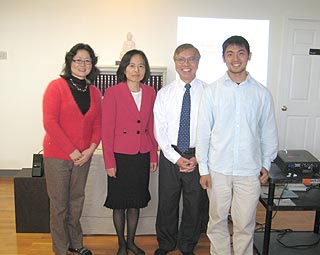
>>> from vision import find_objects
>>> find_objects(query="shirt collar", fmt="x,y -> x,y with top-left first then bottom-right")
178,78 -> 197,89
223,72 -> 253,87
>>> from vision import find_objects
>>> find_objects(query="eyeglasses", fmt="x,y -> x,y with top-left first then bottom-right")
175,57 -> 199,64
72,58 -> 92,65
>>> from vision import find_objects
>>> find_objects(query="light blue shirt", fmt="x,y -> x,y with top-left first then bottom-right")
154,78 -> 206,164
196,73 -> 278,176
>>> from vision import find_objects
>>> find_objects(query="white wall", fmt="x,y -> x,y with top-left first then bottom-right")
1,0 -> 319,169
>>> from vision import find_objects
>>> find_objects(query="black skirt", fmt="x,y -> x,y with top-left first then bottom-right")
104,152 -> 151,209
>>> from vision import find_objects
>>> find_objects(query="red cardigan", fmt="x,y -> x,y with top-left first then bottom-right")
101,82 -> 158,169
43,78 -> 102,160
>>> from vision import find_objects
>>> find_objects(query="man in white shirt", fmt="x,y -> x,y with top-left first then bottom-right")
153,44 -> 207,255
196,36 -> 278,255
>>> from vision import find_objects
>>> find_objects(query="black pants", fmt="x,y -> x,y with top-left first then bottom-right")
155,150 -> 206,253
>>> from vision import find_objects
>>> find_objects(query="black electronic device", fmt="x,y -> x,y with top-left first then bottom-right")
274,150 -> 320,178
32,153 -> 44,177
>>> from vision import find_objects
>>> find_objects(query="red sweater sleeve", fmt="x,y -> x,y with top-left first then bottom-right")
90,87 -> 102,146
43,80 -> 77,155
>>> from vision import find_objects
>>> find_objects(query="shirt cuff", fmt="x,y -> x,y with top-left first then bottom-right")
262,159 -> 272,171
198,162 -> 209,176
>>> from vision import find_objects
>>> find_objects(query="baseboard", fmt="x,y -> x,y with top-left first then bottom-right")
0,169 -> 20,178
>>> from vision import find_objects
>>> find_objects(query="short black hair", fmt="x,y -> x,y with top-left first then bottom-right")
116,49 -> 150,84
222,36 -> 250,56
60,43 -> 100,83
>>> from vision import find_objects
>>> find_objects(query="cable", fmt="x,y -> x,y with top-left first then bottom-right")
255,182 -> 292,235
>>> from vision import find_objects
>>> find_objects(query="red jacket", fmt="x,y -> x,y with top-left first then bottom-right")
43,78 -> 102,160
102,82 -> 158,169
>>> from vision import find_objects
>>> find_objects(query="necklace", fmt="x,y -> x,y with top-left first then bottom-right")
69,78 -> 89,92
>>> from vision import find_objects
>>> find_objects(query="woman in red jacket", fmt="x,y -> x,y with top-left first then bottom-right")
43,43 -> 101,255
102,49 -> 158,255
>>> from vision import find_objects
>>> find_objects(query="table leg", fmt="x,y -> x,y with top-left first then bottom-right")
262,182 -> 275,255
314,210 -> 320,233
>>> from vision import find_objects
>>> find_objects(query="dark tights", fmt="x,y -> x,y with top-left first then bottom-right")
113,208 -> 141,253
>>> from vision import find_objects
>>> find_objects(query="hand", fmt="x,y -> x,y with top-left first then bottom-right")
69,143 -> 97,167
77,147 -> 94,166
259,167 -> 269,184
176,157 -> 196,173
69,149 -> 83,166
106,168 -> 116,177
150,162 -> 158,172
189,156 -> 198,167
200,174 -> 211,189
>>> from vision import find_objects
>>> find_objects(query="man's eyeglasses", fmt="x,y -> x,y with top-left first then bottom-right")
175,57 -> 199,65
72,58 -> 92,65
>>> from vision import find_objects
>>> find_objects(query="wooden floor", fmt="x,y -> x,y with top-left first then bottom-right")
0,178 -> 316,255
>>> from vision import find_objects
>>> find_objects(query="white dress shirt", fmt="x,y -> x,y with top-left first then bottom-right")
154,78 -> 206,164
196,72 -> 278,176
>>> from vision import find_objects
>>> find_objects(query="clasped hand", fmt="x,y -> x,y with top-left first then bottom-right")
177,156 -> 197,172
69,148 -> 92,166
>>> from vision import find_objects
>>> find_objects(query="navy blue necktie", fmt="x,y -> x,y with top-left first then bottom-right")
177,84 -> 191,153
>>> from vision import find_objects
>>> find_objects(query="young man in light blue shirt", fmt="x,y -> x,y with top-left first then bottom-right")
196,36 -> 278,255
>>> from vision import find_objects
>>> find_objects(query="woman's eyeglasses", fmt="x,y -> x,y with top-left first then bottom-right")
72,58 -> 92,65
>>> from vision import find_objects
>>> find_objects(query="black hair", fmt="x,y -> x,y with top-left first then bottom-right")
116,49 -> 150,84
222,36 -> 250,56
60,43 -> 100,83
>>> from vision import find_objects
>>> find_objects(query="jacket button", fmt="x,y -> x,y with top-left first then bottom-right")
137,131 -> 140,134
137,120 -> 141,123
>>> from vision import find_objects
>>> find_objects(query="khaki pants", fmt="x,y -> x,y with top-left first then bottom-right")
207,172 -> 260,255
44,158 -> 91,255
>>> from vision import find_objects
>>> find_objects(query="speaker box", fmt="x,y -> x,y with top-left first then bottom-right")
32,154 -> 44,177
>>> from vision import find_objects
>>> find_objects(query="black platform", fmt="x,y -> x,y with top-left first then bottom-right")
254,231 -> 320,255
255,163 -> 320,254
14,168 -> 50,233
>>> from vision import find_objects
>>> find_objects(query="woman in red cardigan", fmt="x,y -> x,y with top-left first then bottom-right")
43,43 -> 101,255
102,49 -> 158,255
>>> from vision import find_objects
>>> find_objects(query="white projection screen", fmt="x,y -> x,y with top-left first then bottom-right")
177,17 -> 270,85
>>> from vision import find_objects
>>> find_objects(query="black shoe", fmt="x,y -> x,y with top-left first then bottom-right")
127,246 -> 145,255
68,247 -> 92,255
154,248 -> 169,255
